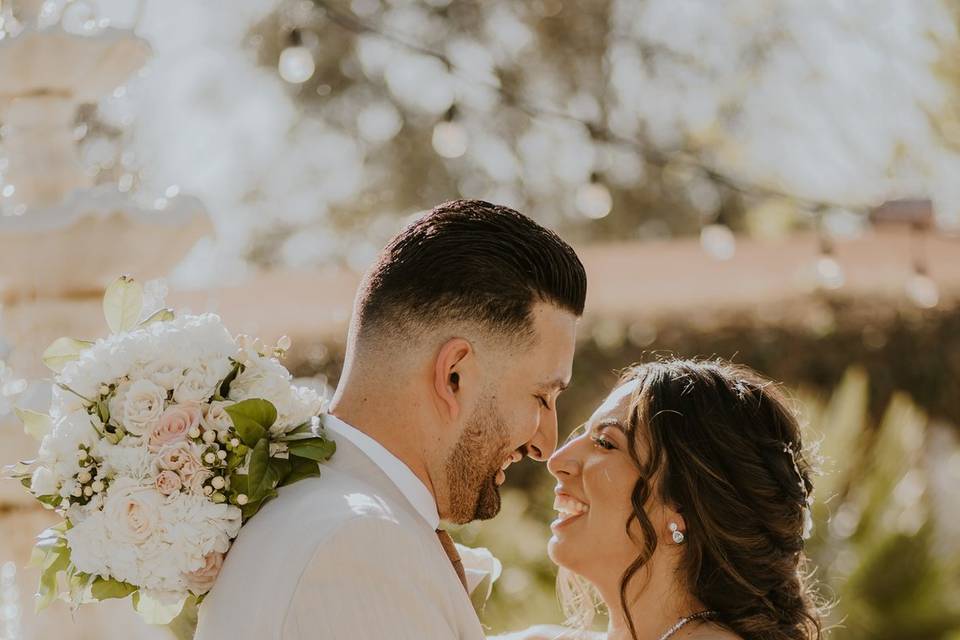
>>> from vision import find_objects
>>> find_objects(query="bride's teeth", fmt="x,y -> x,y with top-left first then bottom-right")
553,495 -> 589,518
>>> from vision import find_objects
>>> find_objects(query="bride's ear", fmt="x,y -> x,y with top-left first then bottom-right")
433,337 -> 473,422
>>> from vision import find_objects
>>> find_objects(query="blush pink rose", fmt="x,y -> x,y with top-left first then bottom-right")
157,442 -> 194,471
185,551 -> 224,594
148,404 -> 202,452
182,465 -> 213,495
155,470 -> 182,495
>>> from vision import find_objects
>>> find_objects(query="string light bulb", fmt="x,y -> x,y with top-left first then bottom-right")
575,173 -> 613,219
278,30 -> 315,84
700,223 -> 736,261
431,106 -> 468,159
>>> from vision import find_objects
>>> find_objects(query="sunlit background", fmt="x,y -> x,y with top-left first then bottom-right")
1,0 -> 959,638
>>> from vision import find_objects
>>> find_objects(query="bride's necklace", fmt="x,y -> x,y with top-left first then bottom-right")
656,610 -> 718,640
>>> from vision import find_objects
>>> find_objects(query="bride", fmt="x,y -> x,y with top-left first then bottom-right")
499,359 -> 825,640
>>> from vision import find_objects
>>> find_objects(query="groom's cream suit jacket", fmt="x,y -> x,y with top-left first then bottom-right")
196,415 -> 487,640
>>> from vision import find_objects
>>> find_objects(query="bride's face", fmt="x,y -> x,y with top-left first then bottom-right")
546,379 -> 652,581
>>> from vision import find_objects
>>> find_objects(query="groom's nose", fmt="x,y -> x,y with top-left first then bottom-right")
525,409 -> 558,461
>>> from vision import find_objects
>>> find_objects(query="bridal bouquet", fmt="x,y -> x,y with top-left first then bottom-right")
6,276 -> 335,624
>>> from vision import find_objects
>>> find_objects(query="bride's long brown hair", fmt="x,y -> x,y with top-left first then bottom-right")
560,359 -> 827,640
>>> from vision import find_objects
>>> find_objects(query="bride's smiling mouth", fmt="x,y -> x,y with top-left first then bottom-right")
552,492 -> 589,529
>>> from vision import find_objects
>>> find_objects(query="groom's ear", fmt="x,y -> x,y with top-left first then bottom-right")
433,337 -> 473,422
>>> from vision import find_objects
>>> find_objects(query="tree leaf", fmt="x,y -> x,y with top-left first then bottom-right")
103,275 -> 144,334
279,454 -> 322,487
41,337 -> 94,373
139,307 -> 175,327
90,577 -> 137,600
287,438 -> 336,462
15,408 -> 52,441
225,399 -> 277,446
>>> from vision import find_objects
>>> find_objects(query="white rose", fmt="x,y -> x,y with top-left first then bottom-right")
103,477 -> 164,544
229,357 -> 292,402
455,543 -> 502,598
122,379 -> 167,436
141,359 -> 184,391
275,384 -> 328,434
173,364 -> 221,405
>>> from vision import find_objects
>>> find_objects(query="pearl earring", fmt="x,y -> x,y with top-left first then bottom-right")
669,522 -> 685,544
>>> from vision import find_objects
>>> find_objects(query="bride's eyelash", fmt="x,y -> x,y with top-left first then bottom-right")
536,395 -> 550,410
591,434 -> 616,451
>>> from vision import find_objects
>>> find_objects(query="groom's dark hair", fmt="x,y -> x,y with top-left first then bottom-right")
354,199 -> 586,345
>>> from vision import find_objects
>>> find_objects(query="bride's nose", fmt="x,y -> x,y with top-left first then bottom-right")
547,437 -> 580,478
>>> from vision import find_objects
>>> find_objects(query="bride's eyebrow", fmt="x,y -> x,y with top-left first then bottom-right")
596,418 -> 626,433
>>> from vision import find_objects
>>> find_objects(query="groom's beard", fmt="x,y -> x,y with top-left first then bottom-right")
444,399 -> 511,524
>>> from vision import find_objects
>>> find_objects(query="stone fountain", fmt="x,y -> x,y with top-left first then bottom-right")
0,2 -> 210,638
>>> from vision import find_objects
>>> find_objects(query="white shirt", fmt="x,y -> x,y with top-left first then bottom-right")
323,413 -> 441,530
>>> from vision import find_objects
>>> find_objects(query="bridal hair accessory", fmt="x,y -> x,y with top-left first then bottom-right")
668,522 -> 685,544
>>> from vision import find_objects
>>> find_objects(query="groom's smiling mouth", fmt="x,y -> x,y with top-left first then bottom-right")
552,492 -> 589,528
494,451 -> 523,486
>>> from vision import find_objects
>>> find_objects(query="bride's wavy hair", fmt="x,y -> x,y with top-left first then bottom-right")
559,358 -> 828,640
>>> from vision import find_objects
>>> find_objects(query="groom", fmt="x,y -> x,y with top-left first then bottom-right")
196,199 -> 586,639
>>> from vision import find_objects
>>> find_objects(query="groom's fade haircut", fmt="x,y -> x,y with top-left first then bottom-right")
354,199 -> 587,348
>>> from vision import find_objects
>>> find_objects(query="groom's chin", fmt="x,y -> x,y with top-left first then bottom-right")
471,478 -> 502,521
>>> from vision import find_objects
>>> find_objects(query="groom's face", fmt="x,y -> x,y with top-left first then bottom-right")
444,302 -> 577,523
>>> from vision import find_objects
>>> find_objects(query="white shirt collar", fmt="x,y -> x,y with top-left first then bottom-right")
323,414 -> 441,530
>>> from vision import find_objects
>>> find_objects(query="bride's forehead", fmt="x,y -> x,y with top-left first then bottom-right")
590,379 -> 641,423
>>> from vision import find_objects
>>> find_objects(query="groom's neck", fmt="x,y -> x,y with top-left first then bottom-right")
329,376 -> 439,502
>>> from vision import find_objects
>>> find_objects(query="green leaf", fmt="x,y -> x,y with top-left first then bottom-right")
41,337 -> 94,373
281,421 -> 318,441
36,494 -> 63,509
217,361 -> 243,399
246,439 -> 279,501
139,307 -> 175,327
225,399 -> 277,446
240,494 -> 273,520
35,540 -> 70,612
91,577 -> 137,600
15,408 -> 53,441
134,590 -> 187,625
279,454 -> 322,487
103,275 -> 144,334
229,472 -> 248,497
287,438 -> 336,463
269,457 -> 292,486
167,594 -> 200,640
